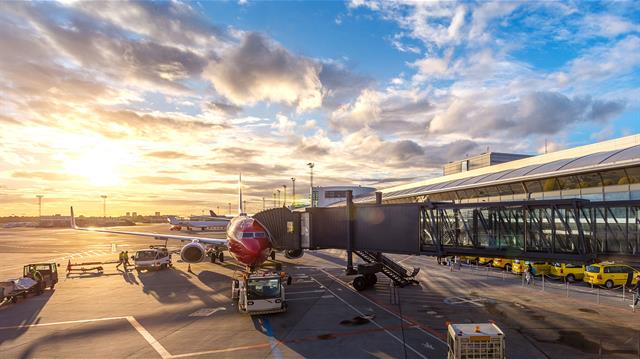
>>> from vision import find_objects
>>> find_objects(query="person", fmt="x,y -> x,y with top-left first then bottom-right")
29,266 -> 42,283
28,266 -> 44,292
124,251 -> 131,267
524,267 -> 532,286
116,251 -> 125,270
631,275 -> 640,309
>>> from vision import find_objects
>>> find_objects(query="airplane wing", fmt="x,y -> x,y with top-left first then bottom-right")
70,207 -> 227,246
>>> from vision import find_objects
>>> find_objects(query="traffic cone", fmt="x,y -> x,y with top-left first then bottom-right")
67,259 -> 71,272
187,264 -> 192,273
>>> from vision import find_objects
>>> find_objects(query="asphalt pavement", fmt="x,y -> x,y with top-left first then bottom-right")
1,224 -> 639,358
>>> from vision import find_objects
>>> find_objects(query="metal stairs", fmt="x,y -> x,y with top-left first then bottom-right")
353,251 -> 419,287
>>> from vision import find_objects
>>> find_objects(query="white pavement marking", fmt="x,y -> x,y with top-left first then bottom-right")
320,269 -> 447,346
286,289 -> 326,295
0,316 -> 129,330
287,295 -> 335,301
189,307 -> 227,317
0,316 -> 171,359
309,276 -> 429,359
126,316 -> 172,359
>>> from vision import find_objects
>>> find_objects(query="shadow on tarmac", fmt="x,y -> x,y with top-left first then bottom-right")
306,251 -> 347,267
0,289 -> 53,345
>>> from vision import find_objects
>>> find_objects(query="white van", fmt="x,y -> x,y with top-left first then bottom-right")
133,247 -> 172,272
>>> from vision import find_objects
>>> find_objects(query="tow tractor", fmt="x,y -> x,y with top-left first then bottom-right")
231,271 -> 292,315
133,246 -> 172,272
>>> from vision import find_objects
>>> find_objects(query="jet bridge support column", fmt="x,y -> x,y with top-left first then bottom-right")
345,190 -> 357,275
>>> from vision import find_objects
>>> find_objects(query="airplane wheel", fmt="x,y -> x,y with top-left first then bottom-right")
210,254 -> 216,263
353,276 -> 367,291
218,252 -> 224,263
160,264 -> 167,270
364,274 -> 377,287
270,251 -> 276,260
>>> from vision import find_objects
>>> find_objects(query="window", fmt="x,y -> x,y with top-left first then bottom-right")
524,180 -> 543,193
325,191 -> 347,199
577,172 -> 602,188
242,232 -> 254,238
557,176 -> 581,190
625,167 -> 640,184
601,169 -> 629,186
246,278 -> 281,300
541,178 -> 560,191
136,251 -> 157,260
586,265 -> 601,273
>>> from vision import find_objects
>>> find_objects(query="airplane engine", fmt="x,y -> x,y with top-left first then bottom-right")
180,242 -> 206,263
283,248 -> 304,259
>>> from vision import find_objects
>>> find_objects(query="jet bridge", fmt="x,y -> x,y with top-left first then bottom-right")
256,193 -> 640,278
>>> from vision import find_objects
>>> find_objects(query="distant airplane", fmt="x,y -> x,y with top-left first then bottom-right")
167,213 -> 230,232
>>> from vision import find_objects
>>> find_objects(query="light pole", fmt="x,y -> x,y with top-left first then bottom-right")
291,177 -> 296,209
307,162 -> 315,207
228,202 -> 231,214
100,195 -> 107,219
276,189 -> 281,207
262,197 -> 265,210
36,195 -> 43,218
273,192 -> 276,208
243,200 -> 247,214
217,206 -> 220,215
282,185 -> 287,208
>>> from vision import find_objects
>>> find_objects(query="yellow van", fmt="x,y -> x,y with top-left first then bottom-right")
583,263 -> 640,289
512,260 -> 549,276
492,258 -> 514,271
549,263 -> 585,282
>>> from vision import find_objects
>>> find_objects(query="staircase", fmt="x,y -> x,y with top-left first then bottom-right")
353,251 -> 419,287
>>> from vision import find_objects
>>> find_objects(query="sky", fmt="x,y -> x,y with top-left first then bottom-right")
0,0 -> 639,217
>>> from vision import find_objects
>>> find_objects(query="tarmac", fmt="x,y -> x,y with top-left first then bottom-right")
1,224 -> 639,358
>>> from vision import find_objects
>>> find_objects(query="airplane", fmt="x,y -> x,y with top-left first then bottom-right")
167,214 -> 230,232
70,174 -> 303,270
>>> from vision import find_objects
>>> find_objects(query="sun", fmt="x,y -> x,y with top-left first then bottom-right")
63,149 -> 124,187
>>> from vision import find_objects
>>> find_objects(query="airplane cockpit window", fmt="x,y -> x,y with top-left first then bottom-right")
242,232 -> 254,238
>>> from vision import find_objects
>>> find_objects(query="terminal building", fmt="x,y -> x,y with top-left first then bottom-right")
354,134 -> 640,205
312,185 -> 376,207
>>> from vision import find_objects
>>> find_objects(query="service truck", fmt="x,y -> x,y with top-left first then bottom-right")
231,271 -> 291,315
133,247 -> 172,272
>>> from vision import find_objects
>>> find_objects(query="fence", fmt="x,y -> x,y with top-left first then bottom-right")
454,261 -> 638,312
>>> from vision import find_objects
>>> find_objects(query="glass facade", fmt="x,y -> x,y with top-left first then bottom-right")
396,167 -> 640,206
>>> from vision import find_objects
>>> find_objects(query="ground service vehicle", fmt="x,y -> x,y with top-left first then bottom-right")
512,260 -> 550,276
549,263 -> 585,282
133,247 -> 172,272
491,258 -> 513,271
232,272 -> 289,315
478,257 -> 493,265
584,262 -> 640,288
24,263 -> 58,291
447,323 -> 505,359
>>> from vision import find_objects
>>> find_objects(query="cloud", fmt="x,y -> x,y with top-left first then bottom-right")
429,91 -> 625,137
330,88 -> 432,133
12,171 -> 73,181
4,2 -> 208,92
131,176 -> 206,185
145,151 -> 195,159
580,13 -> 639,38
205,101 -> 242,117
271,113 -> 296,136
204,33 -> 323,111
196,162 -> 288,176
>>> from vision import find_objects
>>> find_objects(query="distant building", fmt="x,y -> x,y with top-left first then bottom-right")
155,211 -> 160,216
126,212 -> 130,216
443,152 -> 531,176
132,212 -> 137,217
312,186 -> 376,207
